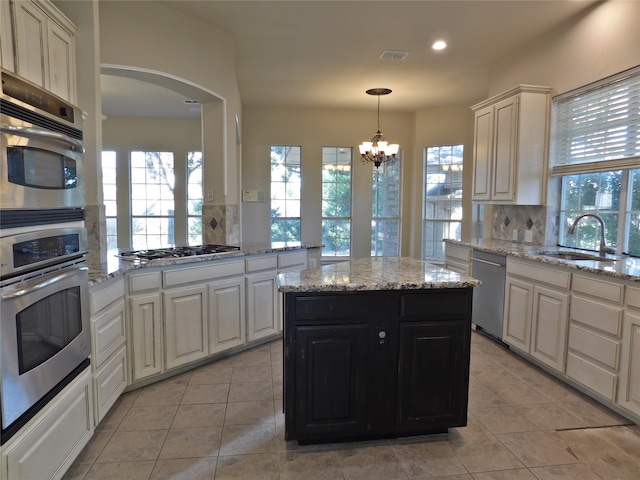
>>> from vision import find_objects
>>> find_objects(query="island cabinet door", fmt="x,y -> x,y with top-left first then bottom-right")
397,320 -> 470,434
294,324 -> 368,440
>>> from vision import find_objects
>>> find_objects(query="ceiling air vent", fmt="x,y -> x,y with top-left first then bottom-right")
380,50 -> 409,60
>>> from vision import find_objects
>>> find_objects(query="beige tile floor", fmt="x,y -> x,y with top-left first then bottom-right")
64,332 -> 640,479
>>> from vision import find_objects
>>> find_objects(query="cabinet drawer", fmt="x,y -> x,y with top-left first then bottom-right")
246,255 -> 278,272
570,295 -> 622,336
400,290 -> 471,320
506,258 -> 570,289
93,345 -> 127,424
627,285 -> 640,309
163,260 -> 244,287
90,277 -> 124,315
568,324 -> 620,369
295,295 -> 369,321
572,274 -> 623,304
129,271 -> 161,293
91,300 -> 126,369
566,352 -> 617,401
278,251 -> 307,269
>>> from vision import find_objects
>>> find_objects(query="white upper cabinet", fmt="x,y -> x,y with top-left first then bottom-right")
471,85 -> 551,205
9,0 -> 77,102
0,1 -> 15,70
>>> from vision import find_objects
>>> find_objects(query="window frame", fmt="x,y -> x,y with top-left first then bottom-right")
321,146 -> 353,257
552,67 -> 640,256
371,159 -> 402,256
130,150 -> 176,250
270,145 -> 302,245
101,151 -> 118,251
187,151 -> 203,246
422,144 -> 464,261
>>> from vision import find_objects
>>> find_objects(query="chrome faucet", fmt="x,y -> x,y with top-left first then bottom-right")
568,213 -> 615,256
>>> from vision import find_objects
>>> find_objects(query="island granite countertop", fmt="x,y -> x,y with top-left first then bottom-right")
445,238 -> 640,282
277,257 -> 481,293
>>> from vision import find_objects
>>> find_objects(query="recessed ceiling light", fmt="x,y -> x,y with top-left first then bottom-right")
432,40 -> 447,51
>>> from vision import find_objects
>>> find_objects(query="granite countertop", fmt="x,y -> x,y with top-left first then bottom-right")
277,257 -> 481,293
88,242 -> 323,288
445,238 -> 640,282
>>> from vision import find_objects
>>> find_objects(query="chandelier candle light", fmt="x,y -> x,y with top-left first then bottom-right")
359,88 -> 399,168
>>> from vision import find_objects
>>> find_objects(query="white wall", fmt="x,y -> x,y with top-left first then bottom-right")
98,1 -> 242,207
489,1 -> 640,98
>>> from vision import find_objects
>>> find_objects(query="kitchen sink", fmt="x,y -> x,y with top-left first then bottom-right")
531,251 -> 616,262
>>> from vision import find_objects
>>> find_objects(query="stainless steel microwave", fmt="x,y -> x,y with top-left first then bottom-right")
0,69 -> 85,211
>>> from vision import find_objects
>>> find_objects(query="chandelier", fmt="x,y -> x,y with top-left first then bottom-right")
359,88 -> 399,168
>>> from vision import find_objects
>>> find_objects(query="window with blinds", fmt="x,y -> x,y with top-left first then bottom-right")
552,66 -> 640,174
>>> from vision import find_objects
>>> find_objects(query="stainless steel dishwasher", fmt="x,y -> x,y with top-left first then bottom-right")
471,250 -> 506,342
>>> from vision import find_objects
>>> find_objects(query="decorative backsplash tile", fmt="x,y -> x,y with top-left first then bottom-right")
85,203 -> 107,269
203,204 -> 240,245
490,204 -> 559,246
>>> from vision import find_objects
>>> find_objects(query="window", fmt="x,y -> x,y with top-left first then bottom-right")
270,146 -> 301,243
371,160 -> 401,256
130,151 -> 175,250
553,67 -> 640,256
187,151 -> 203,246
322,147 -> 352,257
101,151 -> 118,251
558,169 -> 640,255
552,67 -> 640,169
423,145 -> 464,260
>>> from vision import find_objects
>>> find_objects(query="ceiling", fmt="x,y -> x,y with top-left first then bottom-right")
101,0 -> 597,118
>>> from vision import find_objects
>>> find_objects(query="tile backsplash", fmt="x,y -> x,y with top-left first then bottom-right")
490,204 -> 559,246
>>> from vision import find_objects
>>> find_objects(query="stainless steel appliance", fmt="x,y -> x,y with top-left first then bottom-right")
118,244 -> 241,261
471,250 -> 506,342
1,68 -> 85,211
0,227 -> 90,444
0,69 -> 89,445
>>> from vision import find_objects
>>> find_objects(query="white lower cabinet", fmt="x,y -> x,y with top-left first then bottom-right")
90,276 -> 126,425
124,251 -> 307,386
246,271 -> 279,342
129,292 -> 163,382
502,258 -> 570,373
209,277 -> 246,353
567,273 -> 623,402
93,345 -> 126,424
163,285 -> 208,369
2,368 -> 93,480
619,285 -> 640,417
503,276 -> 533,351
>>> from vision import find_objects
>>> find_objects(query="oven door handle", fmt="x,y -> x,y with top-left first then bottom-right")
2,266 -> 88,301
0,124 -> 85,153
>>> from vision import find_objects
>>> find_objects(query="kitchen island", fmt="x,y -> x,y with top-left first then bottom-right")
277,257 -> 480,445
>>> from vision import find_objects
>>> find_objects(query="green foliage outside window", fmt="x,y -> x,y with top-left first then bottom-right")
271,146 -> 301,243
322,147 -> 352,256
559,169 -> 640,256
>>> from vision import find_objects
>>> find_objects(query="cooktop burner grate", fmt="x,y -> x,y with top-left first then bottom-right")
118,244 -> 241,261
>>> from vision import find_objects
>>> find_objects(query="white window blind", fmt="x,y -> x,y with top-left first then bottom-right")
552,66 -> 640,173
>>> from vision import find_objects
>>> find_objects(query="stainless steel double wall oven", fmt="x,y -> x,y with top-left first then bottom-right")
0,69 -> 90,444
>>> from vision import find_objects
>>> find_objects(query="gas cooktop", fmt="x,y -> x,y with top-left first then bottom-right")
118,244 -> 241,261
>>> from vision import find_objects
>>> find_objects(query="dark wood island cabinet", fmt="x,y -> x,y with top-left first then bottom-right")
278,258 -> 480,445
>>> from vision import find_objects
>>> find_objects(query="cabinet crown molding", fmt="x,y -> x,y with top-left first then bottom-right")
472,84 -> 552,111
